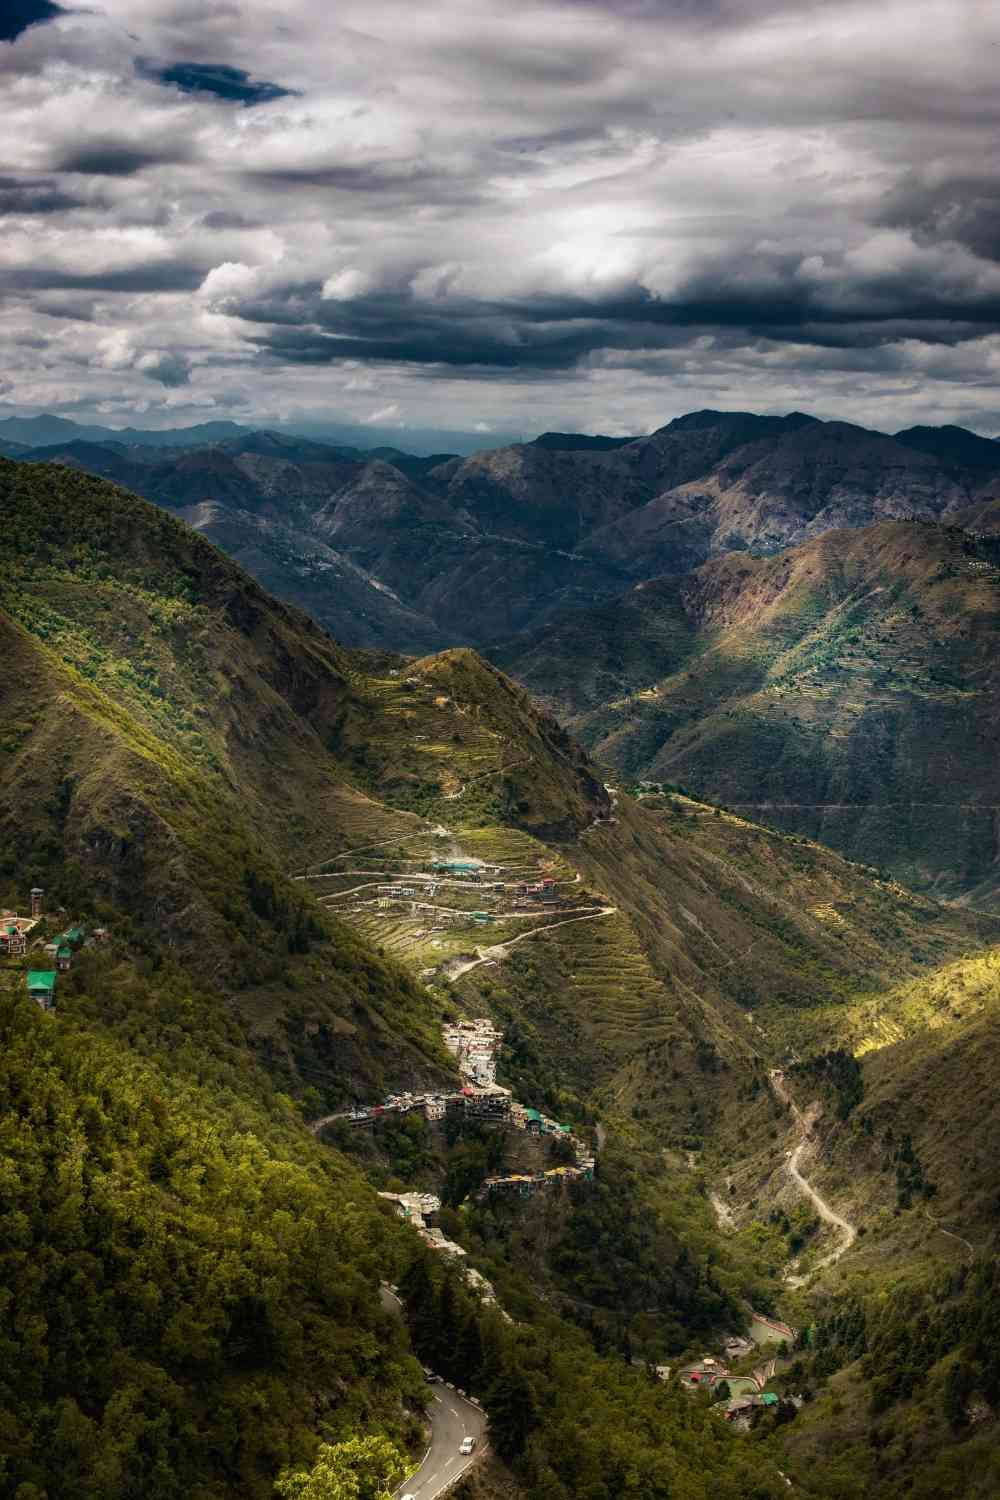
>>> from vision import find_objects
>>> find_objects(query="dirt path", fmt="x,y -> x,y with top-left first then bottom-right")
710,1191 -> 736,1231
308,1110 -> 350,1135
442,906 -> 617,980
770,1070 -> 857,1286
925,1207 -> 975,1264
443,758 -> 530,801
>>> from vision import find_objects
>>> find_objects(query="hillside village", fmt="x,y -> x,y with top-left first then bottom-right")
0,886 -> 110,1011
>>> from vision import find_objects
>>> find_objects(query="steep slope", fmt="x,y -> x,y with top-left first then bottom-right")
0,457 -> 466,1095
175,498 -> 449,652
495,518 -> 1000,906
750,953 -> 1000,1500
17,438 -> 452,650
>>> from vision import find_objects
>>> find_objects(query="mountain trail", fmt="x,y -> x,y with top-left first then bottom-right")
770,1070 -> 857,1286
924,1207 -> 975,1264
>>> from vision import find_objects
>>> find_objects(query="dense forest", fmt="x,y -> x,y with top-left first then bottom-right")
0,950 -> 795,1498
0,966 -> 425,1499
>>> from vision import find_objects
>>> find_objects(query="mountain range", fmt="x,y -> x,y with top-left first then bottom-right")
12,406 -> 1000,911
9,409 -> 1000,656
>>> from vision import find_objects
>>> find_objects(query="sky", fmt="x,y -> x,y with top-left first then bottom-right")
3,0 -> 1000,448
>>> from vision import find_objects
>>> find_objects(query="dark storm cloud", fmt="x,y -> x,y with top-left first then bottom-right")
198,209 -> 256,229
256,318 -> 616,371
52,139 -> 192,176
232,240 -> 1000,376
241,160 -> 487,210
137,59 -> 296,105
878,174 -> 1000,264
1,1 -> 65,44
36,296 -> 98,320
0,175 -> 86,213
6,263 -> 205,292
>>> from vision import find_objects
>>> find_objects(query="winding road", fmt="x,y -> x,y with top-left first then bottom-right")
380,1286 -> 487,1499
770,1070 -> 857,1286
443,905 -> 617,980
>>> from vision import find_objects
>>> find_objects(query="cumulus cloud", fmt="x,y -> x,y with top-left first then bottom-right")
1,0 -> 1000,439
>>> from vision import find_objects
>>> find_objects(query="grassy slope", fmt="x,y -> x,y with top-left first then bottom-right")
494,519 -> 1000,905
757,971 -> 1000,1499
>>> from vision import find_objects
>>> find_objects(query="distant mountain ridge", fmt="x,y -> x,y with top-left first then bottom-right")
10,407 -> 1000,654
0,412 -> 251,449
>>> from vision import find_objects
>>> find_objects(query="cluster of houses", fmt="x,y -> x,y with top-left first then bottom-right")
678,1317 -> 802,1429
26,924 -> 104,1010
443,1018 -> 503,1084
475,1159 -> 595,1201
350,853 -> 566,926
1,891 -> 110,1014
377,1189 -> 504,1310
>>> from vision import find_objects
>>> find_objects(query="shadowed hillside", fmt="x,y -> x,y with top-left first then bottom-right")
19,410 -> 1000,652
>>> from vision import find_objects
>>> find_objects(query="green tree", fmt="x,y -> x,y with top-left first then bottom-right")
274,1435 -> 406,1500
455,1313 -> 484,1391
487,1354 -> 539,1461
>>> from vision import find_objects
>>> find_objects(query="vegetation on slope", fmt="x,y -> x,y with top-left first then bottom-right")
0,456 -> 801,1497
494,519 -> 1000,904
0,959 -> 427,1500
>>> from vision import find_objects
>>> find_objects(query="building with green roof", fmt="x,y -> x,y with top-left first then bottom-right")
26,971 -> 57,1011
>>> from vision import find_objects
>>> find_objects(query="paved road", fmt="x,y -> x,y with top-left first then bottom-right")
380,1286 -> 487,1499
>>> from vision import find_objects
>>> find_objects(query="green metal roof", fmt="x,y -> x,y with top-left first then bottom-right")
26,971 -> 57,992
63,927 -> 84,944
525,1109 -> 542,1122
56,946 -> 72,958
760,1392 -> 779,1406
